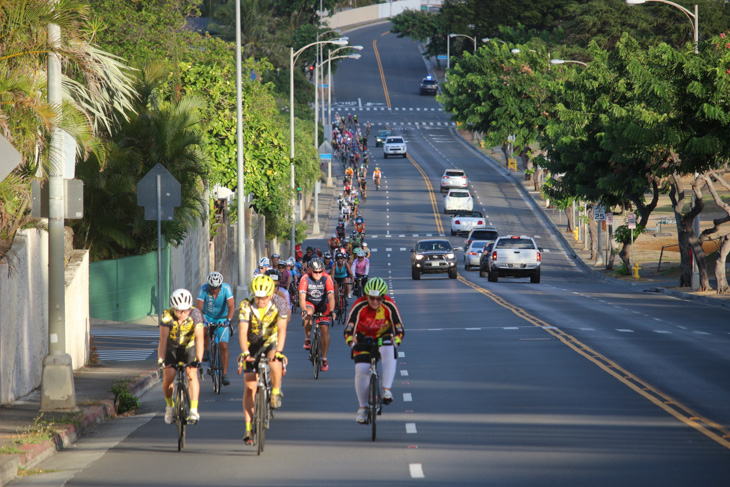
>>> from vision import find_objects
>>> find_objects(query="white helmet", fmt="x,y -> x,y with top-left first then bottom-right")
287,257 -> 296,266
357,250 -> 366,257
207,271 -> 223,288
259,257 -> 270,268
170,289 -> 193,311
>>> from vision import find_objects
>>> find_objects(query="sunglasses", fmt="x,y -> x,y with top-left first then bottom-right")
312,270 -> 323,274
367,295 -> 383,302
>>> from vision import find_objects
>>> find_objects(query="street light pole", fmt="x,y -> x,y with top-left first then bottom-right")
289,38 -> 348,253
235,0 -> 246,294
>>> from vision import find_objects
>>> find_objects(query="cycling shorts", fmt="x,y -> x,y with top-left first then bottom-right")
335,276 -> 350,285
242,342 -> 275,374
207,321 -> 231,343
164,344 -> 197,367
304,300 -> 332,324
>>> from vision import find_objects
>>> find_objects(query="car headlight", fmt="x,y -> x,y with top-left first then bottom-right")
415,254 -> 424,260
446,253 -> 455,259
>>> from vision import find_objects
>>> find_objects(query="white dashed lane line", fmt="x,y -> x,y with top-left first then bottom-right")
409,464 -> 425,479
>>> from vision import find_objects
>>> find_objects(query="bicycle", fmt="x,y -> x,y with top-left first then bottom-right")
362,338 -> 385,441
336,282 -> 348,325
207,322 -> 229,394
239,353 -> 275,455
171,361 -> 198,451
352,276 -> 367,298
289,280 -> 299,313
308,312 -> 331,379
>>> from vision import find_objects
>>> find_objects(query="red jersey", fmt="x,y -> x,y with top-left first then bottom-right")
344,295 -> 404,346
298,272 -> 334,307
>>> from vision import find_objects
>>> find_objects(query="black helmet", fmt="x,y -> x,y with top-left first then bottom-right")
309,259 -> 325,272
265,268 -> 281,282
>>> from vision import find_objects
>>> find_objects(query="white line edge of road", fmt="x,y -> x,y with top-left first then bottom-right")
409,464 -> 425,479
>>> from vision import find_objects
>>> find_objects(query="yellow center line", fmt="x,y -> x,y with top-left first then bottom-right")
457,275 -> 730,450
381,31 -> 390,37
407,154 -> 444,235
373,40 -> 391,108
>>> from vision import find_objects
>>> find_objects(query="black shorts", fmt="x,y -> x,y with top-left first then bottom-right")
335,276 -> 349,285
164,344 -> 197,367
242,341 -> 276,374
351,336 -> 394,364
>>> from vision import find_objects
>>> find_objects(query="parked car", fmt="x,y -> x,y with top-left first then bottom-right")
443,189 -> 473,214
465,226 -> 499,248
464,240 -> 489,270
410,239 -> 460,280
419,75 -> 439,95
383,136 -> 407,158
478,242 -> 495,277
487,235 -> 542,283
451,210 -> 486,236
440,169 -> 468,193
375,130 -> 392,147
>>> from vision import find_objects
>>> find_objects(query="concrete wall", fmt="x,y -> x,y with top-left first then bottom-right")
328,0 -> 422,29
0,229 -> 89,405
170,218 -> 209,297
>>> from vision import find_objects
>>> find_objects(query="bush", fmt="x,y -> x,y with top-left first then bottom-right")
111,381 -> 140,414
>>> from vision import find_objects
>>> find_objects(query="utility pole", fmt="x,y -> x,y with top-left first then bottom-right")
41,12 -> 77,412
235,0 -> 247,298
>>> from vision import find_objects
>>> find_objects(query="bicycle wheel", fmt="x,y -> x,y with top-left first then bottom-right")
312,327 -> 321,380
369,373 -> 379,441
175,381 -> 188,451
211,344 -> 221,395
255,385 -> 266,455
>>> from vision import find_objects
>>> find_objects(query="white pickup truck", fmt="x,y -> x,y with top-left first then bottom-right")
487,235 -> 541,283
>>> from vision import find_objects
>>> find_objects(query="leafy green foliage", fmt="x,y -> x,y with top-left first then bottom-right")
613,224 -> 645,245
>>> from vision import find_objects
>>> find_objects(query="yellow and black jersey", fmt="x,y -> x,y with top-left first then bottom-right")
239,294 -> 289,347
161,307 -> 204,349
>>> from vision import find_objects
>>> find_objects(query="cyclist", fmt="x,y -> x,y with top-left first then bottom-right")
344,277 -> 404,423
353,113 -> 358,126
301,247 -> 315,268
299,258 -> 336,371
361,242 -> 371,259
336,219 -> 346,240
365,121 -> 371,137
254,257 -> 270,276
196,272 -> 235,386
352,250 -> 370,293
329,234 -> 340,254
277,259 -> 291,292
238,275 -> 288,445
333,252 -> 354,301
159,289 -> 204,424
354,214 -> 365,237
373,166 -> 382,190
266,268 -> 292,324
357,164 -> 367,186
345,166 -> 354,184
323,251 -> 335,275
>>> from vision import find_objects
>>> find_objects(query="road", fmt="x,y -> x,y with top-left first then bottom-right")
12,22 -> 730,487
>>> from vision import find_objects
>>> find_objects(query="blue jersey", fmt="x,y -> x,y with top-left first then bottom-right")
197,283 -> 234,322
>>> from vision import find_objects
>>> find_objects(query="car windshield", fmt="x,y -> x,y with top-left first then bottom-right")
449,191 -> 469,198
422,79 -> 437,85
445,171 -> 465,177
386,137 -> 403,144
416,241 -> 452,252
378,131 -> 391,137
471,230 -> 499,240
453,211 -> 481,218
496,238 -> 536,249
469,240 -> 488,250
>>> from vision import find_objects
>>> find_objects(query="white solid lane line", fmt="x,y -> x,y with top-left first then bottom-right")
403,393 -> 413,402
406,423 -> 417,434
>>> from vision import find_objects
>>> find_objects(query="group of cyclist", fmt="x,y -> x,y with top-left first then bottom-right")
156,114 -> 404,438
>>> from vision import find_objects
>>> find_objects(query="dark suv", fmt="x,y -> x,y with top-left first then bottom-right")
419,76 -> 438,95
410,239 -> 460,280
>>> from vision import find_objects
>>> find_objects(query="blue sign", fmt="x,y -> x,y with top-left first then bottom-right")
318,84 -> 329,88
437,55 -> 448,60
319,153 -> 332,160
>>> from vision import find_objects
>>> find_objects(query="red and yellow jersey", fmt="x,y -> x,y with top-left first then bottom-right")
344,295 -> 404,346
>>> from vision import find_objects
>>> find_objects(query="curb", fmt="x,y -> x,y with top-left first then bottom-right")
0,369 -> 160,487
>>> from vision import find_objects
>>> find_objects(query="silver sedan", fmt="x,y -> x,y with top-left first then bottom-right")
464,240 -> 489,270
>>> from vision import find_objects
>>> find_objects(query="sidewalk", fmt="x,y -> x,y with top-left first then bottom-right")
0,318 -> 160,487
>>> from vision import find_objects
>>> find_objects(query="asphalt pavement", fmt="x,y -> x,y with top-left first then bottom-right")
2,49 -> 729,487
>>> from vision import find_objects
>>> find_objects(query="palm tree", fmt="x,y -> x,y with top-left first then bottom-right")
0,0 -> 136,259
71,65 -> 208,260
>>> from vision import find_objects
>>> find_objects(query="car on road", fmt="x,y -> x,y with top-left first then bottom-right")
419,75 -> 439,95
464,240 -> 489,270
383,136 -> 407,158
487,235 -> 542,283
375,129 -> 392,147
465,226 -> 499,248
440,169 -> 468,193
411,239 -> 459,280
478,242 -> 495,277
450,210 -> 487,236
443,189 -> 473,214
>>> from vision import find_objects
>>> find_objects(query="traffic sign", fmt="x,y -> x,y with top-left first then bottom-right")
319,153 -> 332,160
437,55 -> 448,60
606,213 -> 613,225
593,204 -> 605,222
628,214 -> 636,229
0,133 -> 21,183
137,164 -> 181,221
